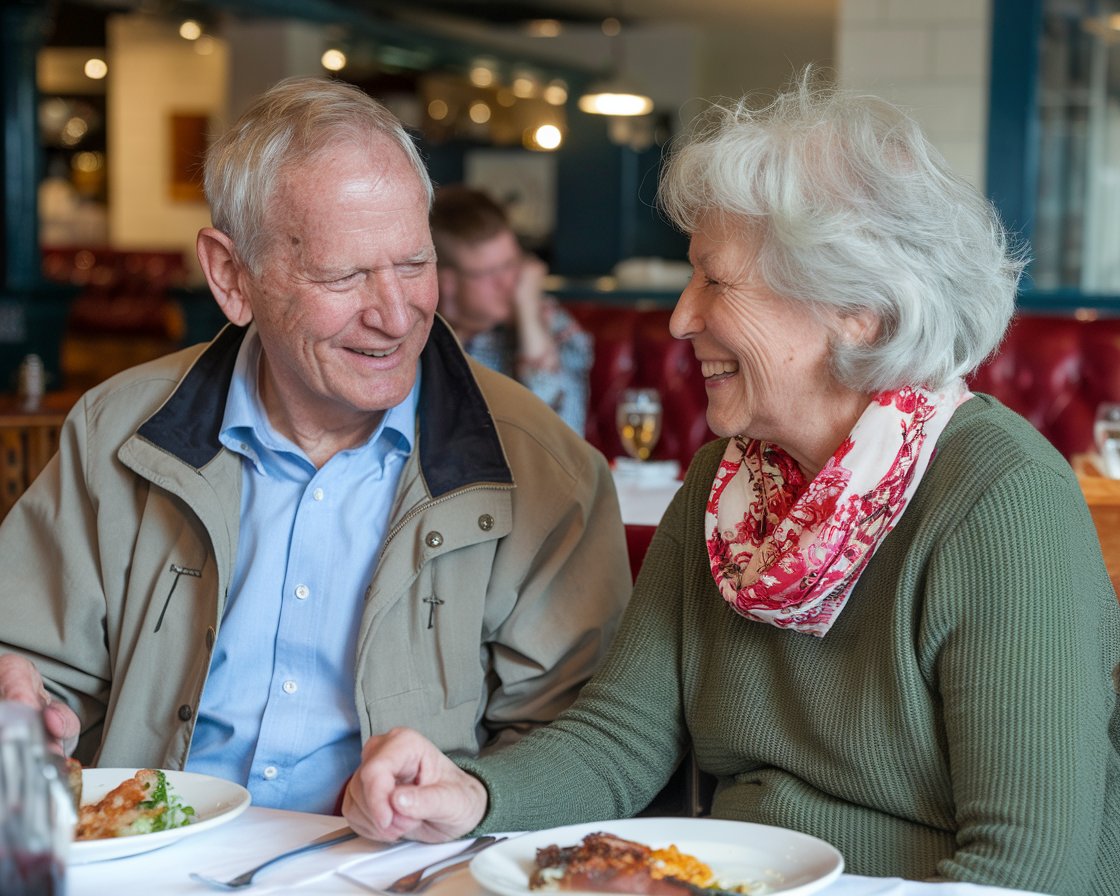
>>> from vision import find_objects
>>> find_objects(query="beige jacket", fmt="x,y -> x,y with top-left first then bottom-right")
0,319 -> 630,770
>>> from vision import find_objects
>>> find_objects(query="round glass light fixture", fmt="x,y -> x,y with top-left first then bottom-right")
533,124 -> 563,150
512,74 -> 537,99
179,19 -> 202,41
469,60 -> 497,88
84,58 -> 108,80
543,80 -> 568,106
321,48 -> 347,71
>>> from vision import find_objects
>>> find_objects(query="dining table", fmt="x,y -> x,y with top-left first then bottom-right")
611,460 -> 682,580
69,806 -> 1050,896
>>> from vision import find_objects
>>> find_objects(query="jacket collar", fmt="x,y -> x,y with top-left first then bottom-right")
136,316 -> 513,497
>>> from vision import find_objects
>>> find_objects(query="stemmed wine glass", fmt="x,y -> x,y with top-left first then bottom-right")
616,388 -> 663,462
1095,402 -> 1120,478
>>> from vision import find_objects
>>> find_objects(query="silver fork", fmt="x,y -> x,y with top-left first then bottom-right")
380,835 -> 504,893
189,826 -> 399,891
340,835 -> 507,895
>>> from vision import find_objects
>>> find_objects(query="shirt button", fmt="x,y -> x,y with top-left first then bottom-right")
312,488 -> 324,501
294,584 -> 310,600
263,766 -> 278,780
282,679 -> 298,694
425,531 -> 444,548
478,514 -> 494,531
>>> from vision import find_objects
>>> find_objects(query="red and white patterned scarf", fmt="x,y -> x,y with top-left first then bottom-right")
705,381 -> 971,636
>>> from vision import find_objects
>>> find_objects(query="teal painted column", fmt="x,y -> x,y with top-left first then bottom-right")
2,0 -> 47,292
1,0 -> 71,388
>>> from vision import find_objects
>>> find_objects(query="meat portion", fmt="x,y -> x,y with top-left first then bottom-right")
75,769 -> 163,840
530,833 -> 699,895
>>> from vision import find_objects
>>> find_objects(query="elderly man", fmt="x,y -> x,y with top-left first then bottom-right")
0,77 -> 629,814
430,185 -> 592,435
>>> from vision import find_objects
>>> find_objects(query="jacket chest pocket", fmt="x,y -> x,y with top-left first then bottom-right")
412,541 -> 497,708
116,511 -> 219,661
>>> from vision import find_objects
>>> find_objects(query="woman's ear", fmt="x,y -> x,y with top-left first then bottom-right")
838,309 -> 881,346
196,227 -> 254,326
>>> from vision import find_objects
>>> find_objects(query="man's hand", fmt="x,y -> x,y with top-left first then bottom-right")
343,727 -> 489,843
513,255 -> 560,375
0,653 -> 80,755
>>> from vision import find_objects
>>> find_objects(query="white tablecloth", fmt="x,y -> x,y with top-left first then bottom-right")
68,807 -> 1047,896
612,466 -> 681,526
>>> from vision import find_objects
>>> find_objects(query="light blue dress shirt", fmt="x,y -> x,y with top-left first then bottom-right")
185,329 -> 418,813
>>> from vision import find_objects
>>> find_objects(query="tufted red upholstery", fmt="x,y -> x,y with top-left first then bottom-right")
568,302 -> 1120,465
968,313 -> 1120,458
565,301 -> 714,468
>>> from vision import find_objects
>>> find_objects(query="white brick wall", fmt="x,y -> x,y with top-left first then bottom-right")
836,0 -> 992,188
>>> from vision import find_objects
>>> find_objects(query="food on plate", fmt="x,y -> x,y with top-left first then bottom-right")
529,832 -> 764,895
65,756 -> 83,809
75,768 -> 196,840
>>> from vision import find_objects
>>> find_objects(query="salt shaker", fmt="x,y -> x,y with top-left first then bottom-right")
17,354 -> 44,412
0,701 -> 75,895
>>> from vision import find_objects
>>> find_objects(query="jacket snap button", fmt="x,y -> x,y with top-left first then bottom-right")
425,531 -> 444,548
478,514 -> 494,531
177,704 -> 193,721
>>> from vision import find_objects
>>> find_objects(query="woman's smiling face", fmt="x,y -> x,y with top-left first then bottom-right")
669,213 -> 850,457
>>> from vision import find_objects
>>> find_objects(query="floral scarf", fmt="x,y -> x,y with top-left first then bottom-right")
705,381 -> 971,637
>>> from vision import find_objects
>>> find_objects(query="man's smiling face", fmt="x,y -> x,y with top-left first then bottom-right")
240,137 -> 438,436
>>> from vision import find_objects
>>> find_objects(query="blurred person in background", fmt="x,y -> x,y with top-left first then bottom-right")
430,185 -> 591,435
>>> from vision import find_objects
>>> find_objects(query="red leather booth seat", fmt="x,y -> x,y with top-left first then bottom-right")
565,301 -> 714,469
568,301 -> 1120,466
968,313 -> 1120,458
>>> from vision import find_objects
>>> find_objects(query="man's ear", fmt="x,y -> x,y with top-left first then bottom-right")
196,227 -> 254,326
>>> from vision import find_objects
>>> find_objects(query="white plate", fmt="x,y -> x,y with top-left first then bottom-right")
470,817 -> 843,896
70,768 -> 251,864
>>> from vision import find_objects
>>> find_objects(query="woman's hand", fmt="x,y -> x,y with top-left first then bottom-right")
0,653 -> 80,755
343,727 -> 489,842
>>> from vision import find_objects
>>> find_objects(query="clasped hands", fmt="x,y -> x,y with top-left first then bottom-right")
343,727 -> 489,843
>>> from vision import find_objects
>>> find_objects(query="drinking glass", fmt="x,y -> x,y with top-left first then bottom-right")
1095,402 -> 1120,478
0,702 -> 74,895
616,388 -> 663,461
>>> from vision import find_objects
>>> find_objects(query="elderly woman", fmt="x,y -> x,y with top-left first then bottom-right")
343,79 -> 1120,895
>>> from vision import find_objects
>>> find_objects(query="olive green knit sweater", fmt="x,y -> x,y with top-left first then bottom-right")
461,396 -> 1120,895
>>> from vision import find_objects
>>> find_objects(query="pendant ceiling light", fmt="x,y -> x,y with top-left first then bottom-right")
578,79 -> 654,116
577,8 -> 653,117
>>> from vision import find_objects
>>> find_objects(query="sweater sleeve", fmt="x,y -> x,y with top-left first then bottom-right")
925,461 -> 1118,895
457,487 -> 694,832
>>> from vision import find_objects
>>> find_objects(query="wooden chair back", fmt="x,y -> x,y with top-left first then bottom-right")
0,398 -> 72,520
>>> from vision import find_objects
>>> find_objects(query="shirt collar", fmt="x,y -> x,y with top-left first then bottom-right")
219,326 -> 418,474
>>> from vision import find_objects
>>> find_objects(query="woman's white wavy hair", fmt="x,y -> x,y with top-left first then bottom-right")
658,71 -> 1027,391
204,76 -> 434,276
